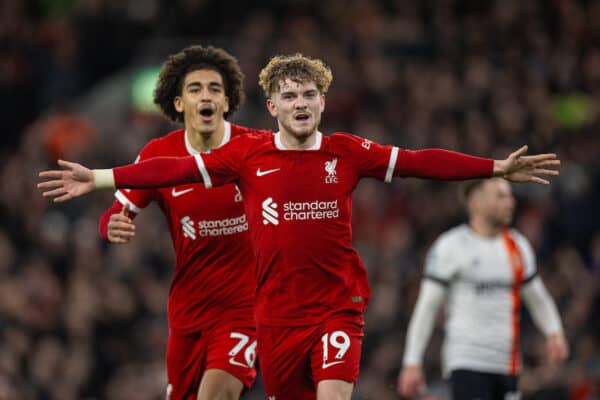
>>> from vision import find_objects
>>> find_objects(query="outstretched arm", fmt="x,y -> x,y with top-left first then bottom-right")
395,145 -> 559,184
38,156 -> 202,202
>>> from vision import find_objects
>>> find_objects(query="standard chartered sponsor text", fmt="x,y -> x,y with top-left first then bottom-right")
283,200 -> 339,221
197,215 -> 248,236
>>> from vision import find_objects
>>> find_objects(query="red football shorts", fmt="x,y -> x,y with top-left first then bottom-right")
257,313 -> 364,400
166,322 -> 257,400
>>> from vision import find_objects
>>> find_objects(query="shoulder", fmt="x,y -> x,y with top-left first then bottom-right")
508,228 -> 535,255
230,123 -> 272,138
425,225 -> 466,276
327,132 -> 373,148
322,132 -> 377,156
428,225 -> 468,259
217,128 -> 273,155
437,225 -> 469,247
140,129 -> 184,156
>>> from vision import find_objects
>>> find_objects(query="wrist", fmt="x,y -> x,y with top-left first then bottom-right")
93,169 -> 115,189
492,160 -> 507,178
402,357 -> 423,367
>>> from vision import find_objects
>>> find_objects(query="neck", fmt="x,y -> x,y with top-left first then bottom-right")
469,216 -> 503,238
279,128 -> 317,150
186,122 -> 225,153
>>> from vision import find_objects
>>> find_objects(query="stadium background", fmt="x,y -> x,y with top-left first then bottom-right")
1,0 -> 599,399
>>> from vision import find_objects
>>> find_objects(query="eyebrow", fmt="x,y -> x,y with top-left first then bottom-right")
185,81 -> 224,89
280,88 -> 317,96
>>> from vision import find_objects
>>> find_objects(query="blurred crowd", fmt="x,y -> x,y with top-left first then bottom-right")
1,0 -> 600,399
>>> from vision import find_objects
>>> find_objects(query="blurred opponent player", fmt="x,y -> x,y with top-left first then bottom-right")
397,178 -> 568,400
97,45 -> 265,400
39,54 -> 561,400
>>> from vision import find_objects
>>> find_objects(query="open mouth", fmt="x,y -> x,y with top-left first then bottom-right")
294,113 -> 310,121
198,107 -> 215,122
199,109 -> 214,117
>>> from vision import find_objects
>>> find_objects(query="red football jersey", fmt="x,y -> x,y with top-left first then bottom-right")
115,122 -> 264,334
194,131 -> 399,326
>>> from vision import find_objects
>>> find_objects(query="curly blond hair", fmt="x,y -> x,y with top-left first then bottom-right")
258,54 -> 333,97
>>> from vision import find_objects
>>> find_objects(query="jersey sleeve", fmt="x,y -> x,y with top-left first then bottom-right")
331,133 -> 398,182
394,148 -> 493,180
114,141 -> 160,211
423,233 -> 461,285
194,134 -> 250,188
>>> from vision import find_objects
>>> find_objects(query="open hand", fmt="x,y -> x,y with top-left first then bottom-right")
494,146 -> 560,184
38,160 -> 95,202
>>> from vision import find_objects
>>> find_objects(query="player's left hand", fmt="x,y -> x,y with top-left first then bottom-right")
546,333 -> 569,365
38,160 -> 95,202
493,145 -> 560,184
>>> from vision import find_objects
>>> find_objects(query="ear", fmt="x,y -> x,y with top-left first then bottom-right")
174,96 -> 183,113
320,94 -> 325,112
266,98 -> 277,117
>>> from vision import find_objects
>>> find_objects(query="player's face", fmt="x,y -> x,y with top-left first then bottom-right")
480,179 -> 515,227
174,69 -> 229,135
266,79 -> 325,141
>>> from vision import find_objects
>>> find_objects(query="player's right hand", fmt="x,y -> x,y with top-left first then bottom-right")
107,204 -> 135,244
38,160 -> 95,202
397,365 -> 427,398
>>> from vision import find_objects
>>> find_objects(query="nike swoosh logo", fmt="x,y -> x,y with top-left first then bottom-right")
171,187 -> 194,197
256,168 -> 280,177
229,357 -> 250,368
322,360 -> 345,369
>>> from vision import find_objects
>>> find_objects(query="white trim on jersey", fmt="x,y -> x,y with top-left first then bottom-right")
385,146 -> 399,183
184,121 -> 231,155
194,154 -> 213,189
114,191 -> 142,213
274,131 -> 322,150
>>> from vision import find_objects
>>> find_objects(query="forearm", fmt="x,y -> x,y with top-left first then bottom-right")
94,156 -> 202,190
395,149 -> 493,180
403,280 -> 446,366
522,277 -> 564,336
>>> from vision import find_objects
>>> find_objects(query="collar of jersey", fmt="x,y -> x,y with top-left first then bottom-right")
184,121 -> 231,155
274,131 -> 322,150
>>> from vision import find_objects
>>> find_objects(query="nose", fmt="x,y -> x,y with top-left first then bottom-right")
200,87 -> 213,100
294,97 -> 307,109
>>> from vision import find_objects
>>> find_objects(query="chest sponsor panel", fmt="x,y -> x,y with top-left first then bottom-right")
181,214 -> 249,239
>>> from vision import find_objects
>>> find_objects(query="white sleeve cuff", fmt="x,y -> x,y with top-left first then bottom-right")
93,169 -> 115,189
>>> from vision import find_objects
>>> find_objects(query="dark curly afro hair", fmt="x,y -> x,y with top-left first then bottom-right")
153,45 -> 245,122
